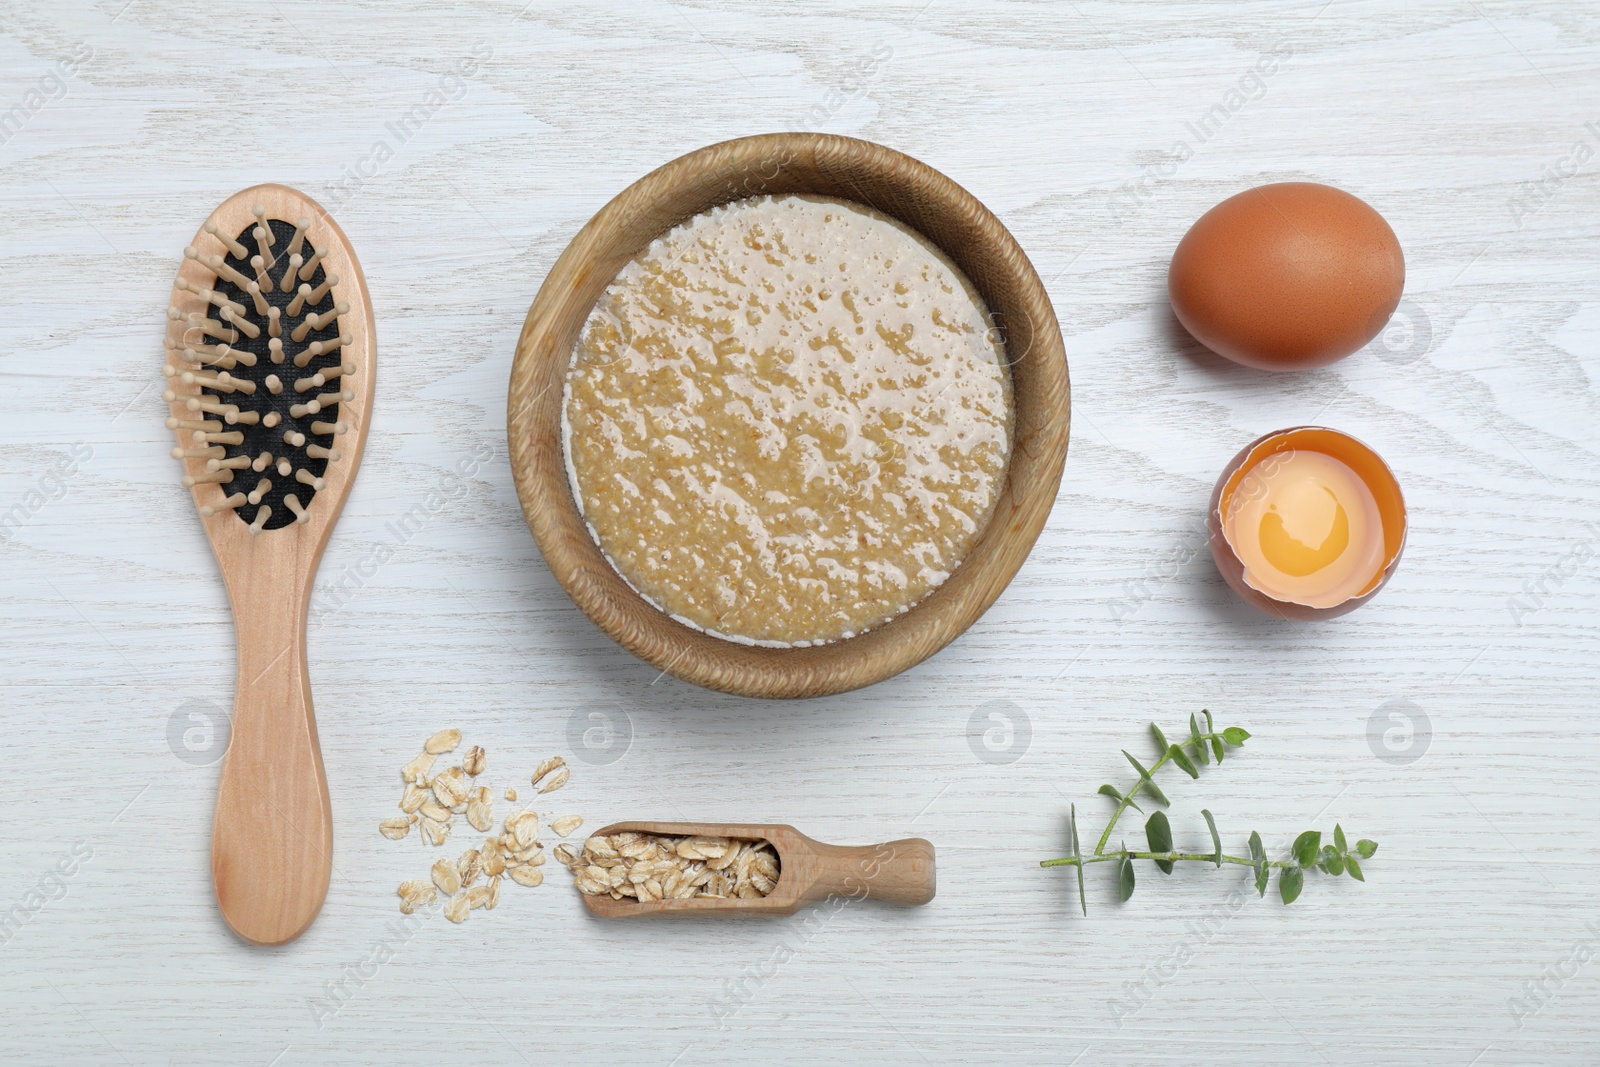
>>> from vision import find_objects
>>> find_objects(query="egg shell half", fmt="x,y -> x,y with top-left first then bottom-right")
1170,183 -> 1405,371
1207,426 -> 1407,620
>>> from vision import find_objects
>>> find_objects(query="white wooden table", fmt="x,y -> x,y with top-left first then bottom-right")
4,2 -> 1598,1063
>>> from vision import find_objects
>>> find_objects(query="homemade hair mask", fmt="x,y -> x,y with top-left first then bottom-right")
1208,427 -> 1405,620
563,194 -> 1013,646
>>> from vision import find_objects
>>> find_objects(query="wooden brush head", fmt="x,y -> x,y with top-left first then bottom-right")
165,183 -> 374,545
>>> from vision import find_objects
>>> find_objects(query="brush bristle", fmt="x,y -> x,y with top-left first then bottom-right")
168,214 -> 354,531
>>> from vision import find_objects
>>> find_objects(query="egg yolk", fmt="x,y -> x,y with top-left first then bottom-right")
1222,449 -> 1385,609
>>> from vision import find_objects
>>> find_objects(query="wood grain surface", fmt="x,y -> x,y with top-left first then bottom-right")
508,132 -> 1068,698
3,2 -> 1599,1065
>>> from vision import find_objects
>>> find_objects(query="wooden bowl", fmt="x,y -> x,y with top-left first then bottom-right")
507,133 -> 1069,698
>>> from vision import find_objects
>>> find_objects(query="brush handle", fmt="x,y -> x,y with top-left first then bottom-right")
803,836 -> 937,907
210,565 -> 332,946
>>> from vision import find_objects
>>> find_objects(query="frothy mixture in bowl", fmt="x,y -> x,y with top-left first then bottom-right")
562,194 -> 1013,646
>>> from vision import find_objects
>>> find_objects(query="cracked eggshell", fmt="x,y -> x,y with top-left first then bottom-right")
1207,426 -> 1407,621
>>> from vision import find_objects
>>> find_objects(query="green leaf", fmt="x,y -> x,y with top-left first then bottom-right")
1210,736 -> 1225,763
1070,804 -> 1087,915
1150,722 -> 1168,753
1279,866 -> 1304,904
1122,751 -> 1169,805
1345,856 -> 1365,882
1098,783 -> 1143,813
1222,726 -> 1251,746
1318,845 -> 1345,876
1249,831 -> 1268,897
1167,744 -> 1199,780
1201,808 -> 1223,868
1248,831 -> 1265,864
1292,830 -> 1322,868
1334,824 -> 1348,854
1145,811 -> 1174,874
1189,713 -> 1209,764
1120,751 -> 1171,809
1203,709 -> 1215,735
1118,850 -> 1136,901
1356,839 -> 1378,859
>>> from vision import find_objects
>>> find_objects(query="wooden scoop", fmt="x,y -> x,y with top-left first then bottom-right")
577,822 -> 936,918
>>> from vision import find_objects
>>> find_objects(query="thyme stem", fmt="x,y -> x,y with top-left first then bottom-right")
1091,730 -> 1231,857
1043,716 -> 1377,909
1043,850 -> 1297,870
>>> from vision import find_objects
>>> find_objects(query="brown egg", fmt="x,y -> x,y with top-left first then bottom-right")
1169,183 -> 1404,371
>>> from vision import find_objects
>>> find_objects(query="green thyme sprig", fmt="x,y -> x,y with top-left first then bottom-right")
1041,711 -> 1378,913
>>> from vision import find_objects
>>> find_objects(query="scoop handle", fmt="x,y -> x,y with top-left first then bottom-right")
210,570 -> 332,945
806,837 -> 936,906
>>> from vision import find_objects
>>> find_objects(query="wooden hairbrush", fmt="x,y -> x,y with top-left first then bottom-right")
164,184 -> 375,945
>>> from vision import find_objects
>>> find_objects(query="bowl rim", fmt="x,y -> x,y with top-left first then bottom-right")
507,132 -> 1070,698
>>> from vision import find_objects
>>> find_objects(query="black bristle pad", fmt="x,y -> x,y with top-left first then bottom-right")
201,218 -> 344,531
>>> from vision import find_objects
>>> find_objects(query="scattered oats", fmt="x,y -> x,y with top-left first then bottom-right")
431,767 -> 468,807
507,811 -> 540,849
382,736 -> 578,922
466,787 -> 493,832
457,848 -> 482,888
481,838 -> 506,877
425,728 -> 461,755
397,880 -> 437,914
401,750 -> 436,784
530,755 -> 565,791
432,857 -> 462,897
399,782 -> 428,813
